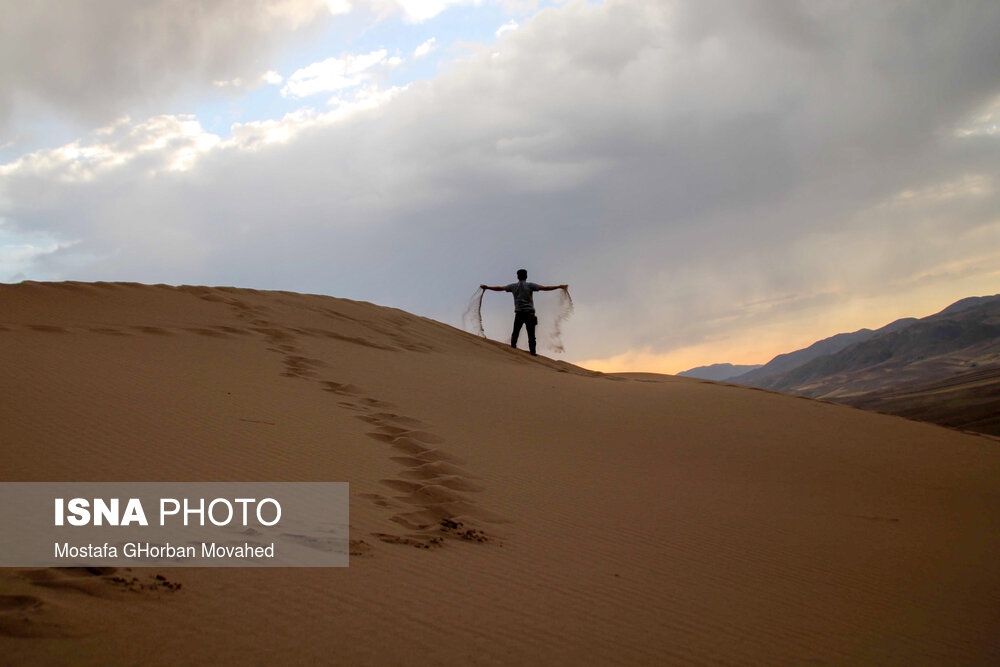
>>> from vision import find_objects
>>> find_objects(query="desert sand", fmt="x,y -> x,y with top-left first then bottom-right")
2,281 -> 999,665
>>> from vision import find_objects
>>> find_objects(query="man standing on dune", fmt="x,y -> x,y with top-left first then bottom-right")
481,269 -> 567,357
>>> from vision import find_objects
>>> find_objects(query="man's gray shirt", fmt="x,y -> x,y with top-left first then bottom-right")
505,280 -> 540,312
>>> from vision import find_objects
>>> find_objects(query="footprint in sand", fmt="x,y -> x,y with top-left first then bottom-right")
0,594 -> 65,639
18,567 -> 181,597
364,429 -> 450,454
359,397 -> 397,409
389,458 -> 475,478
0,595 -> 42,612
17,567 -> 120,597
358,493 -> 405,509
88,327 -> 132,336
354,413 -> 426,428
410,447 -> 463,464
186,327 -> 232,338
349,540 -> 374,557
28,324 -> 68,333
280,354 -> 326,379
0,568 -> 182,638
397,470 -> 484,492
371,533 -> 444,549
321,381 -> 363,396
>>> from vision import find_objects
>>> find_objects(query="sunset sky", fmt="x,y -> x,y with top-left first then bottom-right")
2,0 -> 999,373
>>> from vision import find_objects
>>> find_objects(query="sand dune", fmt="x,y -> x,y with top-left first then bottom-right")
2,282 -> 999,665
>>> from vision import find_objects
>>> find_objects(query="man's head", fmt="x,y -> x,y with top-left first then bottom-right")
517,269 -> 528,280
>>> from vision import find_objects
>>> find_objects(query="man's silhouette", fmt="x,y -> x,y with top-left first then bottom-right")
481,269 -> 567,356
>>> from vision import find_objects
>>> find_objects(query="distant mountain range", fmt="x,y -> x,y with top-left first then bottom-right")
679,294 -> 1000,436
729,317 -> 917,386
677,363 -> 762,381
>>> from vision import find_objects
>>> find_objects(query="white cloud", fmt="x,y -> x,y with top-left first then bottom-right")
0,80 -> 407,177
0,115 -> 221,179
371,0 -> 479,23
213,70 -> 286,92
226,110 -> 327,148
263,70 -> 286,86
324,0 -> 353,15
496,20 -> 519,36
281,50 -> 392,98
264,0 -> 346,27
228,87 -> 405,147
414,38 -> 438,59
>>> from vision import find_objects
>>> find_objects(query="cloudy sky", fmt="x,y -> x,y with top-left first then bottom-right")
2,0 -> 999,373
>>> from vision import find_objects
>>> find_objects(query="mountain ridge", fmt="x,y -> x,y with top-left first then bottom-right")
715,293 -> 1000,434
678,363 -> 762,381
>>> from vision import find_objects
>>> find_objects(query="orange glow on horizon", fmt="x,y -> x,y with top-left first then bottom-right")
573,278 -> 1000,376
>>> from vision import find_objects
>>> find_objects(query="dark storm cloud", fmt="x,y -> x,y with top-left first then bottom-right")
2,0 -> 1000,364
0,0 -> 329,132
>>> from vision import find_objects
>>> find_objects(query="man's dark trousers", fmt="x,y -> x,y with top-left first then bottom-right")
511,311 -> 537,355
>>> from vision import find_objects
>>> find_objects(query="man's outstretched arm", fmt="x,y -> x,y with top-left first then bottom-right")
538,284 -> 568,291
480,284 -> 506,291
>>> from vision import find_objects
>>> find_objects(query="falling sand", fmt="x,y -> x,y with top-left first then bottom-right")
466,286 -> 573,353
544,287 -> 574,354
462,287 -> 486,338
